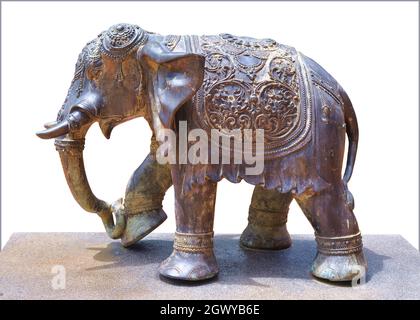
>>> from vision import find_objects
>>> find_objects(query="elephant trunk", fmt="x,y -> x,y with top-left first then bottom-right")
37,109 -> 126,239
54,138 -> 105,213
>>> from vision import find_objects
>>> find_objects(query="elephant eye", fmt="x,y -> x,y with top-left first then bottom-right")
87,58 -> 104,80
90,67 -> 103,79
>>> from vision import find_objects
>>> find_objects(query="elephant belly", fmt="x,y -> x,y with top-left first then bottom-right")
189,34 -> 313,160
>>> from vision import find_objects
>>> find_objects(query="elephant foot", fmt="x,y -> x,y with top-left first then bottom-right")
311,251 -> 367,282
159,232 -> 218,281
240,223 -> 292,251
311,233 -> 367,282
159,250 -> 219,281
120,208 -> 167,247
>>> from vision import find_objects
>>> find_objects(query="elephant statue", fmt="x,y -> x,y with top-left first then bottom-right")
37,23 -> 366,283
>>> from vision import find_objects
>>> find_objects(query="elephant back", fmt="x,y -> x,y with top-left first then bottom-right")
187,33 -> 313,160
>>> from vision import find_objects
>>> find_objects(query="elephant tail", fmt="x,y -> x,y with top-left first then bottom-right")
341,88 -> 359,209
341,89 -> 359,183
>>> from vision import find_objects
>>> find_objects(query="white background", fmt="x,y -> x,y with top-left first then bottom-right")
2,2 -> 419,249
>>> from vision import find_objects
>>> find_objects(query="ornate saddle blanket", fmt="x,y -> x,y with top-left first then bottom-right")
185,34 -> 312,160
161,34 -> 328,194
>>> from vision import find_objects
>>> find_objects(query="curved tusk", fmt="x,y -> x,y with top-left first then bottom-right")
36,120 -> 69,139
44,121 -> 59,129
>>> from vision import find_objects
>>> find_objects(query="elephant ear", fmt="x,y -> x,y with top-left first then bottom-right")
138,41 -> 205,128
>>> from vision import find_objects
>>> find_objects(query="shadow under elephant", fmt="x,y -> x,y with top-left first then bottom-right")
84,234 -> 389,288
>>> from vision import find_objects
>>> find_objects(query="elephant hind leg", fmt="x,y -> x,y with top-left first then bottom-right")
240,186 -> 293,251
295,181 -> 367,282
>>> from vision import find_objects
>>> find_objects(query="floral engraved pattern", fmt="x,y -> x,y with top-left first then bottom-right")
207,81 -> 252,132
257,83 -> 299,141
269,56 -> 298,91
202,53 -> 235,88
193,34 -> 312,158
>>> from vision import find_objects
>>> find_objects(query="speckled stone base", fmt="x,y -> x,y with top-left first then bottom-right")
0,233 -> 419,299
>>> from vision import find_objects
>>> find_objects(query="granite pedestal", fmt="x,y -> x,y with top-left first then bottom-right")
0,233 -> 419,299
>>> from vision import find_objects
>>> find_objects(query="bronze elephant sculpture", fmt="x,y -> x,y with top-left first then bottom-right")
37,23 -> 366,282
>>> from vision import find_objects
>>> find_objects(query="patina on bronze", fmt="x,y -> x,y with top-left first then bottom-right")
37,23 -> 365,283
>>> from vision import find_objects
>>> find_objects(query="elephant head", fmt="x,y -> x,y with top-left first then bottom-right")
36,23 -> 204,239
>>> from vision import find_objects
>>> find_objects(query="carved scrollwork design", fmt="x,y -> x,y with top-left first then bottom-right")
269,56 -> 298,91
234,53 -> 265,81
219,33 -> 278,51
202,53 -> 235,89
256,83 -> 300,140
204,80 -> 300,140
205,80 -> 253,131
193,33 -> 312,159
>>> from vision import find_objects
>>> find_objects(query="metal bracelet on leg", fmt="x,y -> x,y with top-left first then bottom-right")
315,232 -> 363,256
173,232 -> 214,253
312,232 -> 366,282
160,232 -> 218,281
240,186 -> 293,250
160,232 -> 217,280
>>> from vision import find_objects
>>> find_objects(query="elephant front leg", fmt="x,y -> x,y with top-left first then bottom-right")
159,168 -> 218,281
120,146 -> 172,247
240,186 -> 292,250
295,181 -> 367,282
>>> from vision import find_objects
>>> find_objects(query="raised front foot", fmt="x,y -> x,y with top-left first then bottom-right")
240,223 -> 292,251
159,232 -> 218,281
121,208 -> 167,247
311,233 -> 367,282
